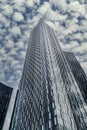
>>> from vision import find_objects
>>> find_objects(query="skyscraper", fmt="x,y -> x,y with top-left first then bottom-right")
0,82 -> 13,130
64,51 -> 87,103
9,20 -> 87,130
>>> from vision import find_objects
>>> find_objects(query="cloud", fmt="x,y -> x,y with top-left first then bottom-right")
12,1 -> 26,13
37,2 -> 51,16
0,13 -> 9,25
16,41 -> 24,48
11,60 -> 19,67
74,42 -> 87,52
2,4 -> 13,17
25,0 -> 34,7
68,1 -> 86,16
13,12 -> 24,22
19,51 -> 26,59
50,0 -> 67,12
46,10 -> 67,22
12,0 -> 25,6
9,26 -> 21,36
78,0 -> 87,4
6,40 -> 14,48
33,0 -> 40,5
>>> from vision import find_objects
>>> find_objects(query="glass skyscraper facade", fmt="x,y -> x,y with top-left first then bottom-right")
9,20 -> 87,130
64,51 -> 87,103
0,82 -> 13,130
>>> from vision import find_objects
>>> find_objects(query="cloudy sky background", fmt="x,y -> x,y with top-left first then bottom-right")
0,0 -> 87,88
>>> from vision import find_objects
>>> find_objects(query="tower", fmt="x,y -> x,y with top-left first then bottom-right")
9,20 -> 87,130
0,82 -> 13,130
64,51 -> 87,103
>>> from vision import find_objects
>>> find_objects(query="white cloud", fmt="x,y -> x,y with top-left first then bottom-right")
60,41 -> 79,51
64,24 -> 79,35
50,0 -> 67,12
6,40 -> 14,48
8,48 -> 18,56
11,60 -> 19,66
19,51 -> 26,58
72,33 -> 82,40
0,29 -> 6,36
0,13 -> 8,24
13,1 -> 25,13
0,0 -> 7,4
38,2 -> 51,16
38,2 -> 67,22
2,4 -> 13,16
66,18 -> 78,27
0,48 -> 6,54
47,10 -> 67,22
12,0 -> 40,10
74,42 -> 87,52
13,12 -> 24,22
33,0 -> 40,5
16,41 -> 24,48
12,0 -> 25,6
68,1 -> 86,16
9,26 -> 21,36
78,0 -> 87,4
25,0 -> 34,7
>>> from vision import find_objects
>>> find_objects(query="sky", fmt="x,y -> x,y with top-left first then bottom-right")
0,0 -> 87,88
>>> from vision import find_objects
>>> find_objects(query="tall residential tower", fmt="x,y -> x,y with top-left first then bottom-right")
9,20 -> 87,130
